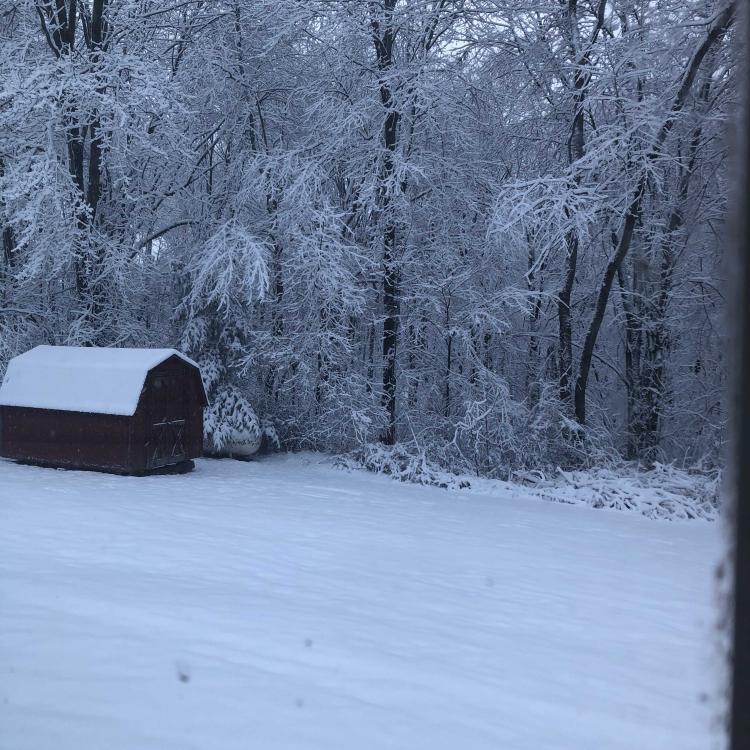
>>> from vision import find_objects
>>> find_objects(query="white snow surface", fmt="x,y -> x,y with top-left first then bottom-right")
0,453 -> 725,750
0,345 -> 200,416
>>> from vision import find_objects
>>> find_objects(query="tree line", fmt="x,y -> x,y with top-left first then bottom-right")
0,0 -> 736,475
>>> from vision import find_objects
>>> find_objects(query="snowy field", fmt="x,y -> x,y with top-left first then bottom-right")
0,454 -> 724,750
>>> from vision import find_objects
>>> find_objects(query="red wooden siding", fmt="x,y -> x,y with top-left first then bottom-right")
0,407 -> 133,473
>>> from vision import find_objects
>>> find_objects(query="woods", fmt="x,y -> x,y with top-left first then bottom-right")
0,0 -> 736,476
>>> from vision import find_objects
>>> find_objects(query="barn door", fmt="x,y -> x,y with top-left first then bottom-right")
146,373 -> 187,469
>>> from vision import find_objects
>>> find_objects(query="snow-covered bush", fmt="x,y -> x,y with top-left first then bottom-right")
180,316 -> 275,459
343,371 -> 624,488
338,443 -> 472,491
203,384 -> 262,456
408,373 -> 617,480
344,443 -> 719,521
514,463 -> 721,521
174,212 -> 275,459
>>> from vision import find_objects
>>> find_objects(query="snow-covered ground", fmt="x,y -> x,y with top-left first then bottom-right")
0,454 -> 725,750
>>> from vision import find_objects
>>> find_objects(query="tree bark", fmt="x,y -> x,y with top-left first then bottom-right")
372,0 -> 401,445
617,259 -> 640,459
557,0 -> 605,405
574,184 -> 645,424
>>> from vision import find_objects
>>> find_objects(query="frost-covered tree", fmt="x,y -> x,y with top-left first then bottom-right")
0,0 -> 737,471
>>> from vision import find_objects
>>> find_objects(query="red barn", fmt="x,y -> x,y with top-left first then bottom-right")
0,346 -> 207,475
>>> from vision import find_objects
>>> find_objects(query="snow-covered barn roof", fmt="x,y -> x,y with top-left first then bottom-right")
0,345 -> 202,416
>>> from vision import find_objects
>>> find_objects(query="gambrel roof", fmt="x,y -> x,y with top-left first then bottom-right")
0,345 -> 203,416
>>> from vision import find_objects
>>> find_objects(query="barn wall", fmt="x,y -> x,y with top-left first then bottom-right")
185,364 -> 205,457
0,406 -> 132,472
128,401 -> 148,475
135,356 -> 205,470
188,384 -> 204,458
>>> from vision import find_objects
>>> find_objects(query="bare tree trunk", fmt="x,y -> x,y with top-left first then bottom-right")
36,0 -> 110,341
444,297 -> 453,419
558,0 -> 582,405
557,0 -> 605,405
575,185 -> 644,424
526,241 -> 544,401
617,259 -> 640,459
573,1 -> 735,425
270,228 -> 284,337
366,319 -> 375,394
558,227 -> 578,402
87,0 -> 109,341
372,0 -> 401,445
0,157 -> 15,305
634,82 -> 708,455
381,222 -> 400,444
